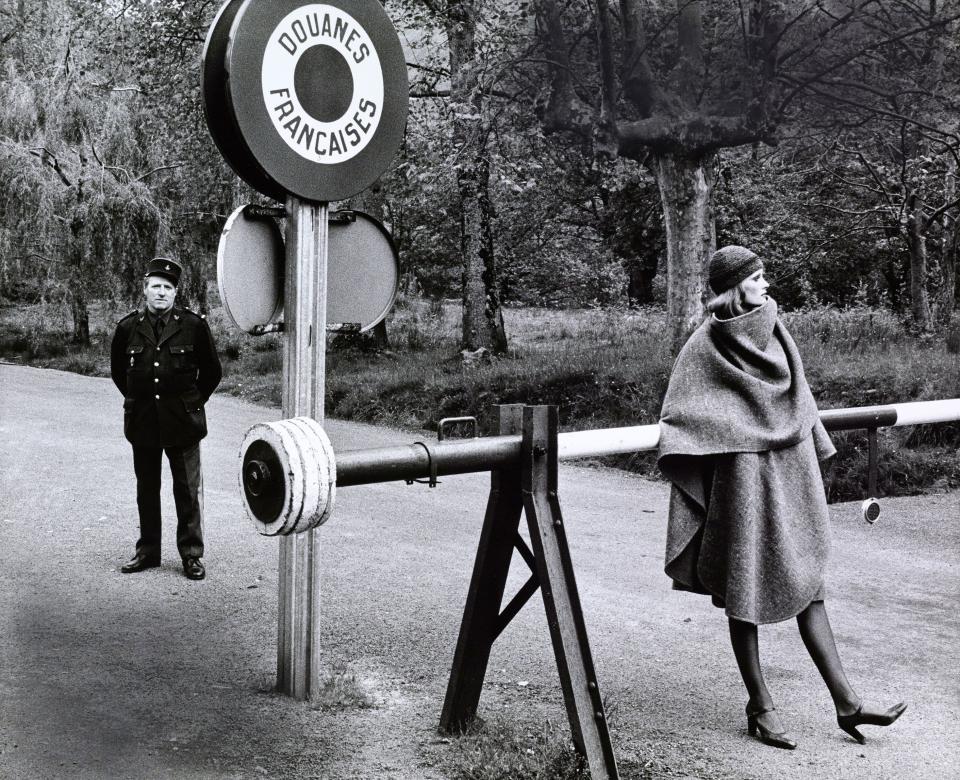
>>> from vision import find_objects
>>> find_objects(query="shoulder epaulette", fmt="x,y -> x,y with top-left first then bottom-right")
182,307 -> 206,320
117,309 -> 138,324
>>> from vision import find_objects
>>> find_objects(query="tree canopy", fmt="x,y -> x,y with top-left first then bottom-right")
0,0 -> 957,346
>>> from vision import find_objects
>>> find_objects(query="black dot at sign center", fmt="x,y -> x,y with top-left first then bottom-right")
295,45 -> 353,123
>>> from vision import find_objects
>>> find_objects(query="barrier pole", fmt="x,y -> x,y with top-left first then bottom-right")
277,197 -> 328,699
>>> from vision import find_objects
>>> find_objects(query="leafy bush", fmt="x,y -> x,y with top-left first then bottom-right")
247,349 -> 282,377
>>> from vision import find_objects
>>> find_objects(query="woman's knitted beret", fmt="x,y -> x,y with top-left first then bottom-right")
708,245 -> 762,294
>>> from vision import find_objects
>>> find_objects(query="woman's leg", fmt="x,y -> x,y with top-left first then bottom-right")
729,617 -> 792,740
797,600 -> 907,741
796,600 -> 860,715
728,617 -> 773,710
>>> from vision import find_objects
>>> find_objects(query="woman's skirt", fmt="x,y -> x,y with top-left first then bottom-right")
664,434 -> 830,625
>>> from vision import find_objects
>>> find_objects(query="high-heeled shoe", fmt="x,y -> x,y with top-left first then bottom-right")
746,703 -> 797,750
837,700 -> 907,744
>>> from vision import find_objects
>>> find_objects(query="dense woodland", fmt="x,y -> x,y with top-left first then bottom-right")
1,0 -> 958,353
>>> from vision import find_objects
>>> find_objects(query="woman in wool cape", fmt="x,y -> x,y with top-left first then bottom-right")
657,246 -> 906,750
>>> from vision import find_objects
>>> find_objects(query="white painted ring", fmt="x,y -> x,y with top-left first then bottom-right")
239,422 -> 295,536
286,417 -> 336,532
239,417 -> 337,536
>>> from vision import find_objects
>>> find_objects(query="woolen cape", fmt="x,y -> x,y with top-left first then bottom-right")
658,298 -> 836,624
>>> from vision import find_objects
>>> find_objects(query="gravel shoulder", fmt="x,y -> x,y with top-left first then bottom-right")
1,363 -> 957,779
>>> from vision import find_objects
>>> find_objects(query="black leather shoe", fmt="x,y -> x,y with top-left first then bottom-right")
183,557 -> 205,580
837,700 -> 907,744
120,553 -> 160,574
746,703 -> 797,750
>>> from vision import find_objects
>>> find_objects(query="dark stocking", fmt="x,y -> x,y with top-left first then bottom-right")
729,618 -> 791,735
729,617 -> 772,710
796,600 -> 860,715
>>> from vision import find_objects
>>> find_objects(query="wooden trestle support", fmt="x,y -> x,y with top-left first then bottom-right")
439,405 -> 619,779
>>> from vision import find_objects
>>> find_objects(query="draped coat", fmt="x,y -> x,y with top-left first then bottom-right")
658,299 -> 835,624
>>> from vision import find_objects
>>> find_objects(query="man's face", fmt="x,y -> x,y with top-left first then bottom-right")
143,276 -> 177,314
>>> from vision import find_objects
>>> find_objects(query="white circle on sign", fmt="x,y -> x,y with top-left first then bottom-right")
260,4 -> 384,165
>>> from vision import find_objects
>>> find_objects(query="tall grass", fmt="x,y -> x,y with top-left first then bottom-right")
442,718 -> 588,780
2,297 -> 958,500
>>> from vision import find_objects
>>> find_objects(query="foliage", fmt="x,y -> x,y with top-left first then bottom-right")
381,0 -> 660,311
714,149 -> 905,309
2,0 -> 959,335
0,0 -> 182,339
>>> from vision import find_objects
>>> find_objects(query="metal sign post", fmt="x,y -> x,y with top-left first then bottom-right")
277,197 -> 328,698
204,0 -> 408,703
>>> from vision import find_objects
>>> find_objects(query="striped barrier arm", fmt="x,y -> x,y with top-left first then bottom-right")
240,399 -> 960,534
557,398 -> 960,459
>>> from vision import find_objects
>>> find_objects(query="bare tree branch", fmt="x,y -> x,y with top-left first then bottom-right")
776,10 -> 960,117
135,163 -> 186,183
27,147 -> 73,187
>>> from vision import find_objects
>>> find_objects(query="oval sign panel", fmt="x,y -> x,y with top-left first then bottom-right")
217,205 -> 285,333
327,211 -> 399,331
227,0 -> 408,202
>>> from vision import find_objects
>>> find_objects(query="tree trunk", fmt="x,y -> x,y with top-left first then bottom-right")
70,291 -> 90,345
936,154 -> 958,328
447,0 -> 508,354
626,256 -> 657,304
68,213 -> 90,346
652,151 -> 717,352
906,194 -> 933,333
457,152 -> 507,353
372,319 -> 390,349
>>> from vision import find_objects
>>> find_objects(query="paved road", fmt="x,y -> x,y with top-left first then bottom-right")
1,363 -> 957,779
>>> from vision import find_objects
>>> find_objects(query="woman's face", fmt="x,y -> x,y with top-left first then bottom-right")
740,268 -> 769,308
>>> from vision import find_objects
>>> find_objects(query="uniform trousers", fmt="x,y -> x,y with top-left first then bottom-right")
132,442 -> 204,561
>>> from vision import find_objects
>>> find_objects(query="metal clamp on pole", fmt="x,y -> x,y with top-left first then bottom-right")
329,209 -> 357,224
250,322 -> 285,335
247,205 -> 287,220
405,441 -> 440,487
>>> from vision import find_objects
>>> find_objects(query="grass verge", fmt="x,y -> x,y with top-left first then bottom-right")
441,718 -> 588,780
2,297 -> 958,501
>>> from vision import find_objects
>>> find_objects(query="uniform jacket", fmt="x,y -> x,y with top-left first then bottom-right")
111,306 -> 222,448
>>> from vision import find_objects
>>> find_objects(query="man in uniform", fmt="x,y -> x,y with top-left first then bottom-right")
111,258 -> 222,580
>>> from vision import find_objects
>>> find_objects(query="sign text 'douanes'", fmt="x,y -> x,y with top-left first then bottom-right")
262,5 -> 383,164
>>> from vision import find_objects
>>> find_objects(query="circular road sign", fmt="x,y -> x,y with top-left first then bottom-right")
327,211 -> 399,331
226,0 -> 408,202
201,0 -> 286,202
217,205 -> 285,333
